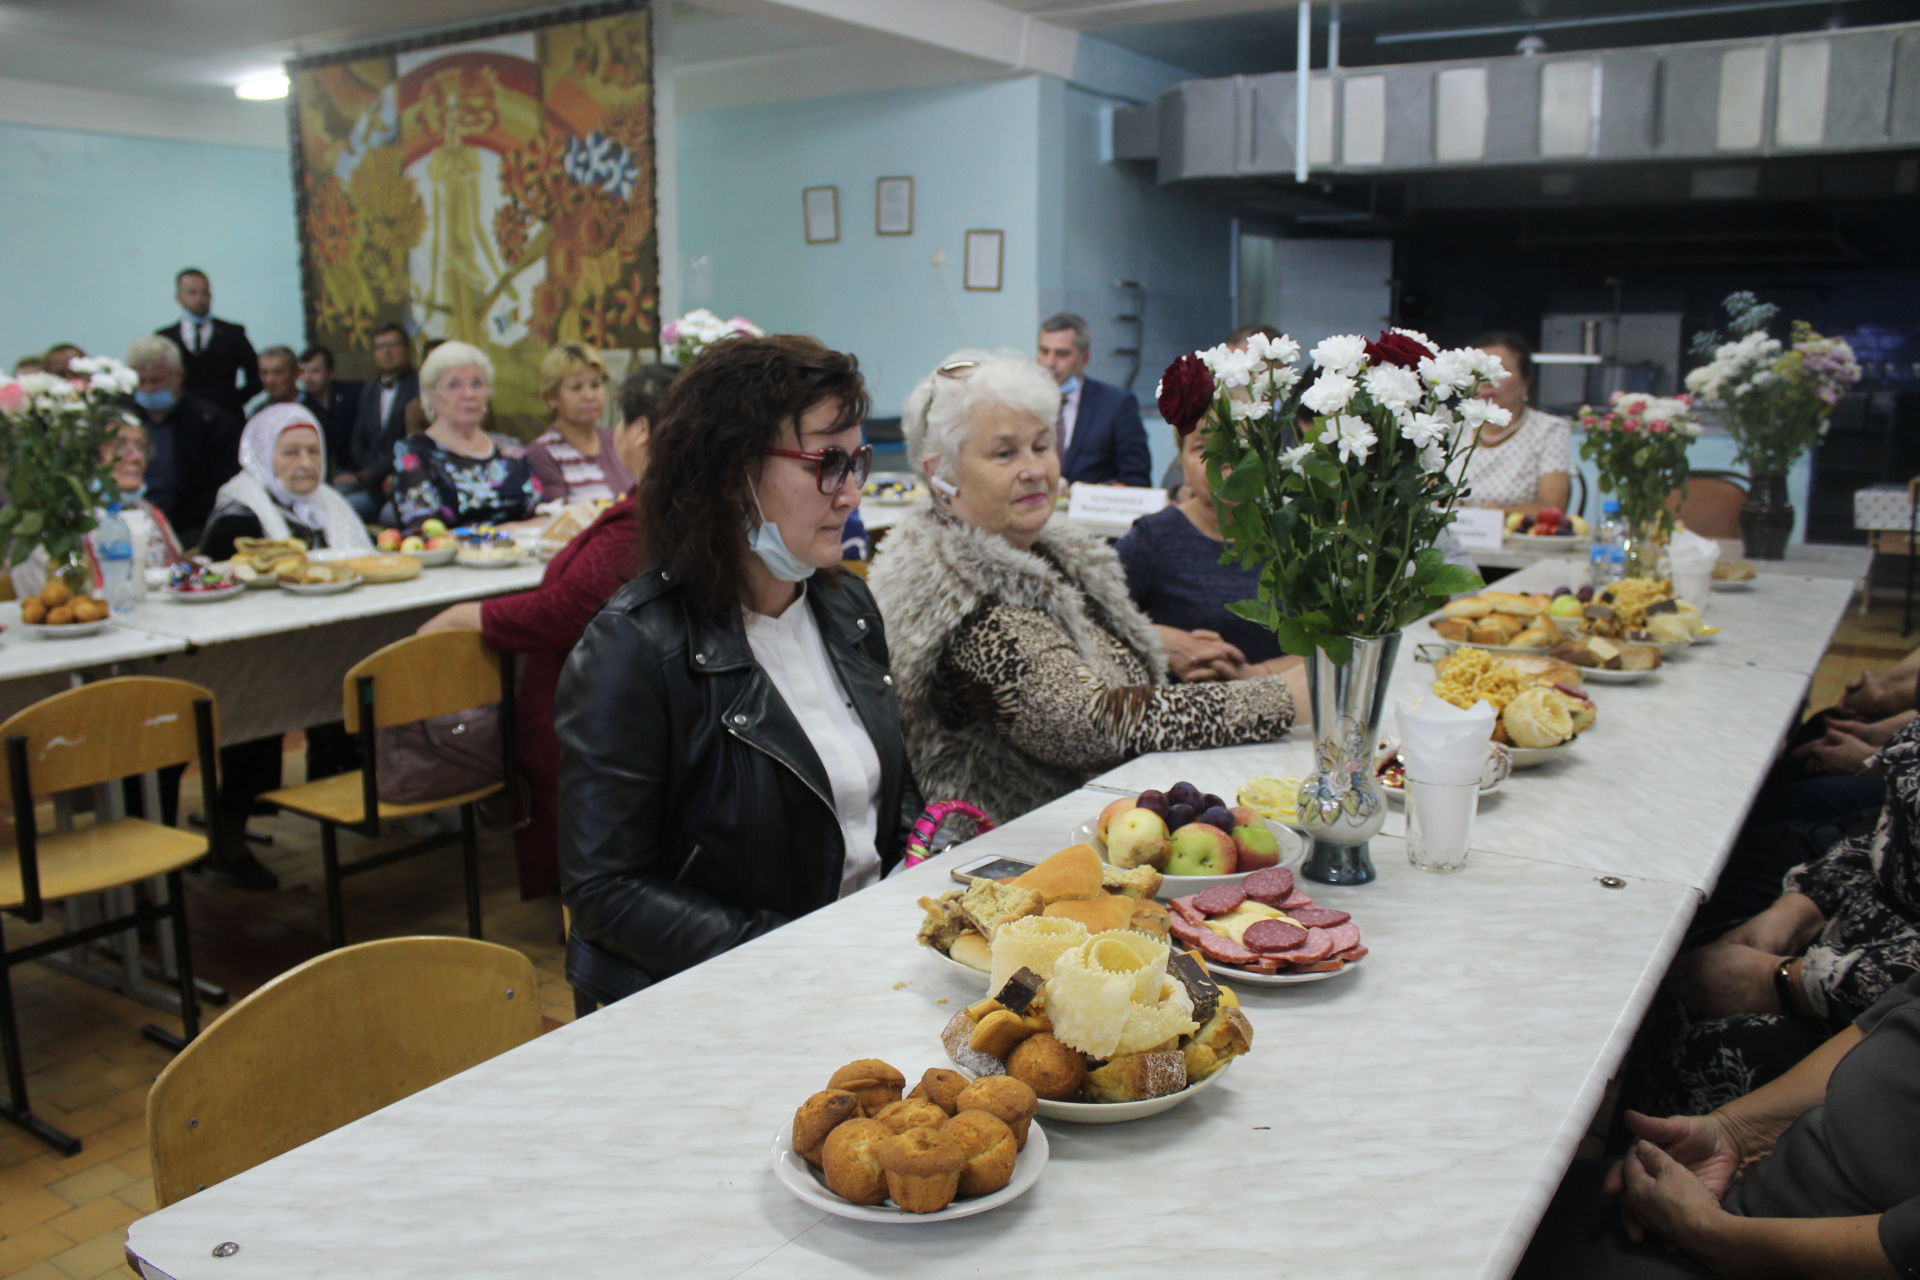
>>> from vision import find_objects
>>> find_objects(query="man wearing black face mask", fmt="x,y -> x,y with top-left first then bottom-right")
124,335 -> 240,546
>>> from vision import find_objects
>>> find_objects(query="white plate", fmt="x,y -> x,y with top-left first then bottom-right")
1710,578 -> 1754,592
165,583 -> 245,603
18,619 -> 112,639
277,574 -> 364,596
1212,955 -> 1364,987
1506,532 -> 1587,547
769,1117 -> 1047,1221
1574,664 -> 1662,684
1508,741 -> 1577,768
402,545 -> 458,567
941,1021 -> 1234,1123
1071,817 -> 1305,899
1431,636 -> 1562,657
455,551 -> 526,569
924,944 -> 990,980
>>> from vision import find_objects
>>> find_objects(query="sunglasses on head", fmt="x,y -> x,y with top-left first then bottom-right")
765,442 -> 874,494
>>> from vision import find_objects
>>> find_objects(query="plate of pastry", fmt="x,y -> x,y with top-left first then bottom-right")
941,1010 -> 1236,1124
777,1060 -> 1048,1221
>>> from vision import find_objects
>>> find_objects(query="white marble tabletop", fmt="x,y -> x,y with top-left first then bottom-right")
1475,537 -> 1871,587
124,784 -> 1698,1280
118,563 -> 544,646
0,602 -> 186,684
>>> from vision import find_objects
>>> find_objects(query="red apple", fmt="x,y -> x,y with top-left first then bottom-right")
1095,796 -> 1136,843
1165,823 -> 1237,877
1232,823 -> 1282,871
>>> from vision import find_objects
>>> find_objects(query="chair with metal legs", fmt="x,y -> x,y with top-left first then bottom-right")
0,677 -> 221,1154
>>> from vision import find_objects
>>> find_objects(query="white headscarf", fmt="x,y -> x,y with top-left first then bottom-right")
215,403 -> 371,549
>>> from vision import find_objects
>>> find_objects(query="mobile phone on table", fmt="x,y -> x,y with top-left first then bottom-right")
950,854 -> 1035,885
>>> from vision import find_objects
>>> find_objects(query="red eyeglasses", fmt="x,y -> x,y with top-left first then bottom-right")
765,443 -> 874,495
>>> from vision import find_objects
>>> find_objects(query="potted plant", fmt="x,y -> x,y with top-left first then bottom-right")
1158,329 -> 1496,883
1684,293 -> 1860,559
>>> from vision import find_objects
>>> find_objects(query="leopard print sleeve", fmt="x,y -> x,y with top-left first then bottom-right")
939,603 -> 1294,771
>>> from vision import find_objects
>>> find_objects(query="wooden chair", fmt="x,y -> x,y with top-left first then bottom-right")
261,631 -> 516,949
1,677 -> 219,1154
1667,470 -> 1748,540
146,935 -> 539,1206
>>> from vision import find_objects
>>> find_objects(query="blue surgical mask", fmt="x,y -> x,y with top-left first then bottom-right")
744,479 -> 816,583
134,388 -> 176,413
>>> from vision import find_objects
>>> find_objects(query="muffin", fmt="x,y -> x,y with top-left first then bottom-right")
873,1097 -> 949,1135
906,1067 -> 970,1116
875,1126 -> 966,1214
953,1075 -> 1039,1149
944,1109 -> 1018,1198
827,1058 -> 906,1116
820,1117 -> 892,1205
1006,1033 -> 1088,1102
791,1089 -> 861,1168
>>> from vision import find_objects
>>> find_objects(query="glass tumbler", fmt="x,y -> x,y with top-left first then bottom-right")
1404,777 -> 1481,874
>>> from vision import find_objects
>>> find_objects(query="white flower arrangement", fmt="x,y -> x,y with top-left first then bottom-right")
660,308 -> 765,365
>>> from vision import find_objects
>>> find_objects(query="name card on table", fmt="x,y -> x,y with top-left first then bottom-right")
1065,483 -> 1168,528
1450,507 -> 1506,553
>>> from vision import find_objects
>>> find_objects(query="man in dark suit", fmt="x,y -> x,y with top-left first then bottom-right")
156,268 -> 259,418
125,335 -> 241,547
297,344 -> 362,471
1037,312 -> 1151,486
341,323 -> 418,522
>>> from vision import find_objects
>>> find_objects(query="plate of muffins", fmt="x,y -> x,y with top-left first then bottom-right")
777,1059 -> 1050,1221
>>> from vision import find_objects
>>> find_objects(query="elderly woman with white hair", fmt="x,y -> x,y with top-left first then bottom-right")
200,403 -> 373,560
392,340 -> 544,533
868,350 -> 1296,825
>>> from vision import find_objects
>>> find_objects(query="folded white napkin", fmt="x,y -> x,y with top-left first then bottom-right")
1398,695 -> 1496,786
1667,527 -> 1721,607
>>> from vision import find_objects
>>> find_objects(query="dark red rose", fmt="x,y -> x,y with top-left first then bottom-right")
1363,330 -> 1430,370
1157,353 -> 1216,437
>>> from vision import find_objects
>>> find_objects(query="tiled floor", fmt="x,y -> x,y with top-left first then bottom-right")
0,593 -> 1912,1278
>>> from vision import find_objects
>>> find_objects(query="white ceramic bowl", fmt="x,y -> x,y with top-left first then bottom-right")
1070,816 -> 1304,900
403,545 -> 459,567
769,1117 -> 1047,1221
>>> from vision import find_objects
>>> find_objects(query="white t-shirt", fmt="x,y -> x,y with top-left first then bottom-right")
1458,408 -> 1574,509
743,589 -> 884,898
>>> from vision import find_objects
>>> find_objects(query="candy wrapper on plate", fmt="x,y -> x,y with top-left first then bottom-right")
1398,696 -> 1496,873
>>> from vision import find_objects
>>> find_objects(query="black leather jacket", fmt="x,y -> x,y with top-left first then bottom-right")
556,567 -> 918,996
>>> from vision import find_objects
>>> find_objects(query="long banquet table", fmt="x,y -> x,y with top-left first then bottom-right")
123,562 -> 1856,1279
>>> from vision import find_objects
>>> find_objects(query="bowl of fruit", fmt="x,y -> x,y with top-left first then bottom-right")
1505,507 -> 1589,545
1072,781 -> 1305,898
377,519 -> 458,566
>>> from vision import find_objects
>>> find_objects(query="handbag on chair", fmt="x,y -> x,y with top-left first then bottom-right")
374,706 -> 502,805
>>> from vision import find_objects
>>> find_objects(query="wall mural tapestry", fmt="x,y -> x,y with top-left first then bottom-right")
288,1 -> 656,433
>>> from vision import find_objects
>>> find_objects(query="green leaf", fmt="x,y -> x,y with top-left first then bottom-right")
1317,633 -> 1353,665
1273,615 -> 1318,658
1226,598 -> 1281,630
1426,563 -> 1485,596
14,509 -> 42,536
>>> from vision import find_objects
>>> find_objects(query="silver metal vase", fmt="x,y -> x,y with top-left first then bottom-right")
1295,634 -> 1400,885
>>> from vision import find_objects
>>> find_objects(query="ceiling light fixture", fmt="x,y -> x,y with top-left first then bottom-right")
234,73 -> 289,101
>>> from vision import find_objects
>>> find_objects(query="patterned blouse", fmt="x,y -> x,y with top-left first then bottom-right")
1785,717 -> 1920,1023
392,432 -> 544,533
1457,407 -> 1573,509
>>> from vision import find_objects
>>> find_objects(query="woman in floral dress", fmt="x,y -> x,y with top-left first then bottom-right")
392,340 -> 544,532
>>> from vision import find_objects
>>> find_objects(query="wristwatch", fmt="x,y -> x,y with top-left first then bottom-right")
1773,957 -> 1798,1015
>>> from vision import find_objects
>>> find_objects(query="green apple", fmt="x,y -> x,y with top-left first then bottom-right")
1105,807 -> 1170,870
1231,823 -> 1281,871
1165,823 -> 1237,876
420,518 -> 449,537
1549,593 -> 1583,619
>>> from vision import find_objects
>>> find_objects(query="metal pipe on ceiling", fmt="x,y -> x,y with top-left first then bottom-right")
1376,0 -> 1873,45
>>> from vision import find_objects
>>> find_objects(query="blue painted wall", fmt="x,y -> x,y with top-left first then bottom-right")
0,123 -> 304,372
676,78 -> 1044,420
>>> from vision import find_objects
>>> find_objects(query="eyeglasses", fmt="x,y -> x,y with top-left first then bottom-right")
766,443 -> 873,495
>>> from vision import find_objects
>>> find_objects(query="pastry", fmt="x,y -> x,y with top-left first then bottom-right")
874,1097 -> 950,1135
942,1010 -> 1009,1078
907,1067 -> 971,1116
1441,597 -> 1493,618
1128,898 -> 1172,939
827,1058 -> 906,1116
1006,1032 -> 1089,1101
341,553 -> 422,583
988,915 -> 1089,993
1183,1006 -> 1255,1082
791,1089 -> 861,1168
915,893 -> 970,951
820,1117 -> 892,1205
969,1009 -> 1037,1059
1083,1050 -> 1188,1103
946,930 -> 991,972
1646,612 -> 1692,645
1005,843 -> 1104,904
959,877 -> 1044,939
1482,590 -> 1544,616
953,1075 -> 1039,1149
991,968 -> 1045,1016
1433,617 -> 1471,642
1616,644 -> 1661,671
1100,863 -> 1164,900
876,1126 -> 966,1213
1501,686 -> 1574,748
943,1109 -> 1018,1198
1042,895 -> 1133,934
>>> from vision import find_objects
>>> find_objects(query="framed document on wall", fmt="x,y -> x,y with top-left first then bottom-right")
803,186 -> 840,244
964,229 -> 1004,291
876,176 -> 913,235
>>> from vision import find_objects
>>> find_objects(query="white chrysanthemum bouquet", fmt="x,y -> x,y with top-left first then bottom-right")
660,308 -> 764,365
0,356 -> 141,571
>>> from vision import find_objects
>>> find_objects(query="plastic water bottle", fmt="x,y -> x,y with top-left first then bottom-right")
95,504 -> 140,615
1589,499 -> 1626,589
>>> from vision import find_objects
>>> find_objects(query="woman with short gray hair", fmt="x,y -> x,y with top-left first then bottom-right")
868,349 -> 1296,825
391,340 -> 544,532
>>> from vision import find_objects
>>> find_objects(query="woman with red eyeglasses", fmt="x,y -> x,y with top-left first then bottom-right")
555,334 -> 919,1003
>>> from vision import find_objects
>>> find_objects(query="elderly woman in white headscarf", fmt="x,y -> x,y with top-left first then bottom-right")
200,402 -> 373,560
